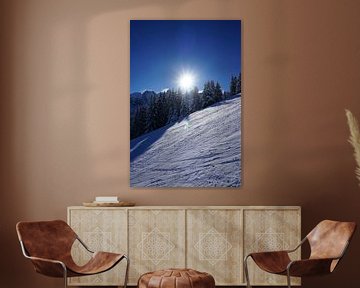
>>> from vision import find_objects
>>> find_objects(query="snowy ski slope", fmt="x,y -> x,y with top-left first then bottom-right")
130,95 -> 241,187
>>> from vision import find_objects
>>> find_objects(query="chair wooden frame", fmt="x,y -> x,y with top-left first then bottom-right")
243,220 -> 356,288
16,220 -> 129,288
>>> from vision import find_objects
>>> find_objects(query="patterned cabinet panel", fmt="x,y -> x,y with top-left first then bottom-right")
67,206 -> 301,286
68,208 -> 127,286
187,209 -> 243,285
128,209 -> 186,284
244,209 -> 301,286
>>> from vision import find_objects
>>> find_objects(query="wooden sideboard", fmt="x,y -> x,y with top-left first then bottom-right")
67,206 -> 301,286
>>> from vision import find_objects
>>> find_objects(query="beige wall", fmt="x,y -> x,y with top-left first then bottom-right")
1,0 -> 360,287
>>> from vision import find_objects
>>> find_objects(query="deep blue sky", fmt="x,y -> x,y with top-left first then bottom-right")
130,20 -> 241,93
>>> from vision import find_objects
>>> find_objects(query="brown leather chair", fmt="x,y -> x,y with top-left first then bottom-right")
16,220 -> 129,288
244,220 -> 356,288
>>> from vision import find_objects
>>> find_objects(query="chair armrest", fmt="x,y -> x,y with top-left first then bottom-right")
246,251 -> 292,274
76,236 -> 94,253
26,255 -> 67,278
286,237 -> 307,253
19,240 -> 67,277
245,237 -> 306,259
26,255 -> 65,265
287,258 -> 336,277
248,250 -> 289,256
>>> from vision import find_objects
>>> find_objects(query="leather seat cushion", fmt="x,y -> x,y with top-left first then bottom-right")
138,268 -> 215,288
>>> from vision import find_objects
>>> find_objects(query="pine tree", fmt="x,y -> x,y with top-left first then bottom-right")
130,115 -> 136,139
175,89 -> 182,118
236,73 -> 241,94
167,89 -> 177,122
147,95 -> 157,131
210,80 -> 216,97
214,82 -> 223,103
202,81 -> 212,108
181,92 -> 190,116
137,106 -> 147,135
155,92 -> 167,128
191,86 -> 201,112
203,80 -> 220,108
230,75 -> 237,96
130,105 -> 147,139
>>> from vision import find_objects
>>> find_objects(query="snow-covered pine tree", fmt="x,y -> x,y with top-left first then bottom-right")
191,86 -> 201,113
202,81 -> 211,108
215,82 -> 223,102
181,91 -> 191,116
174,89 -> 183,119
167,89 -> 177,123
202,80 -> 219,108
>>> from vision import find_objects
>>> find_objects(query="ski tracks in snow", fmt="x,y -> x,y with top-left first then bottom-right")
130,95 -> 241,187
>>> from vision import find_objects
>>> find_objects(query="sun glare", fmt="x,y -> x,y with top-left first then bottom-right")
178,72 -> 195,92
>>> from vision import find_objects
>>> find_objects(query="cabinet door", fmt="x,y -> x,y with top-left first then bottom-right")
187,209 -> 243,285
68,208 -> 127,286
244,209 -> 301,286
128,209 -> 186,284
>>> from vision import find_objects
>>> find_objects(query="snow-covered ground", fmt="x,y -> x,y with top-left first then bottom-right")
130,95 -> 241,187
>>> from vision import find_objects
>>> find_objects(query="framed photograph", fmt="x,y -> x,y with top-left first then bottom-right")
130,20 -> 241,187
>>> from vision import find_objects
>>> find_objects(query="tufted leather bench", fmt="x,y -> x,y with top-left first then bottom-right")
138,268 -> 215,288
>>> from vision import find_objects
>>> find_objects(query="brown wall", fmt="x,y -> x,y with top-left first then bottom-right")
1,0 -> 360,287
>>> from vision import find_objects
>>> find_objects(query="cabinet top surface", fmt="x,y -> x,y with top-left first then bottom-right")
68,205 -> 301,210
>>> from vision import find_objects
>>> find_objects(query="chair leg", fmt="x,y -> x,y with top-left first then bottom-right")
244,255 -> 252,288
123,255 -> 130,288
286,269 -> 291,288
62,264 -> 68,288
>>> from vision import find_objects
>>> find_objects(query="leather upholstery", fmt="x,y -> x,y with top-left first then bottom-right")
16,220 -> 124,278
138,269 -> 215,288
249,220 -> 356,277
250,251 -> 291,274
307,220 -> 356,260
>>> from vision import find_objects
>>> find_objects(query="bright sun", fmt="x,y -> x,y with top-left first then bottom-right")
178,72 -> 195,92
